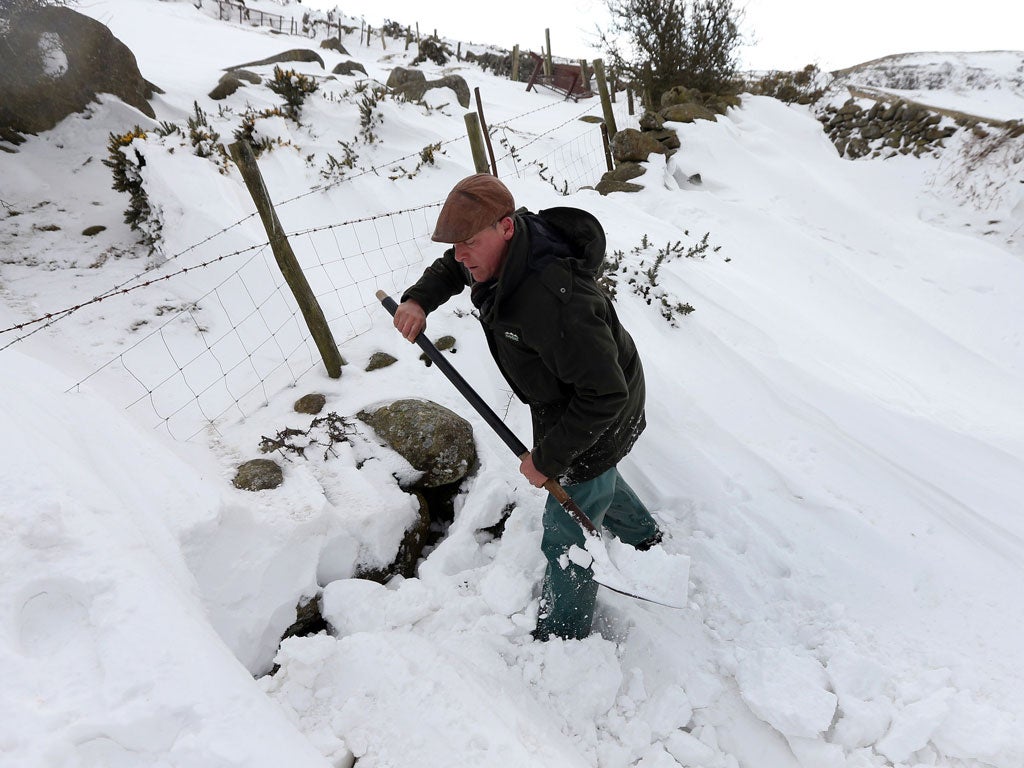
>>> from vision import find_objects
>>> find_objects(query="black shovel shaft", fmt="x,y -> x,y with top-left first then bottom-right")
376,290 -> 598,535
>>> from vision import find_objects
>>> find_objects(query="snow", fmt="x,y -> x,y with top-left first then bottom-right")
2,2 -> 1024,767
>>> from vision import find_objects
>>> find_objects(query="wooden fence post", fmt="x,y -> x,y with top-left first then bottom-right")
474,87 -> 498,177
592,59 -> 618,138
544,30 -> 552,77
228,140 -> 345,378
600,123 -> 614,172
463,113 -> 490,174
511,45 -> 520,81
627,85 -> 635,115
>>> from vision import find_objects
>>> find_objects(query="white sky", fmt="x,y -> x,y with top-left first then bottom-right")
303,0 -> 1024,72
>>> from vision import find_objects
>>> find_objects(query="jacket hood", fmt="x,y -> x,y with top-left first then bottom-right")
526,206 -> 607,276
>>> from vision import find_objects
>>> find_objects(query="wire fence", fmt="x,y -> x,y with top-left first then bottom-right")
72,206 -> 439,439
5,87 -> 649,439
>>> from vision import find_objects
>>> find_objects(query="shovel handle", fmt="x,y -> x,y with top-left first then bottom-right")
376,290 -> 598,535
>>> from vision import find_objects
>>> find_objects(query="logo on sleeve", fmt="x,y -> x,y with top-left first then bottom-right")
504,330 -> 520,343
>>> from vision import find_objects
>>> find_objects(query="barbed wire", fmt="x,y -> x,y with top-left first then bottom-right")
0,241 -> 269,351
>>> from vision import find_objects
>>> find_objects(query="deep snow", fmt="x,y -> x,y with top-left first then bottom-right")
2,2 -> 1023,767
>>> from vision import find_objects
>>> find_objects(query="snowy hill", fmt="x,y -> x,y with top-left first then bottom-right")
2,2 -> 1024,767
829,50 -> 1024,122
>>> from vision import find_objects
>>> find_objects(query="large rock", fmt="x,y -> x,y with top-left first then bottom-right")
233,459 -> 284,491
208,69 -> 260,100
332,60 -> 367,77
386,67 -> 470,108
226,49 -> 324,71
611,128 -> 668,163
660,103 -> 718,124
357,399 -> 476,488
0,6 -> 160,134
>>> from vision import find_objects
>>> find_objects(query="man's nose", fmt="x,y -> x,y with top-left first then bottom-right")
453,243 -> 467,261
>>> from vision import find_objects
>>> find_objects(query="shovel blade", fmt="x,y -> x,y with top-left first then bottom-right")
570,536 -> 690,609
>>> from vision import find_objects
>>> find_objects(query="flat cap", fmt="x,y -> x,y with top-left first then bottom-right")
431,174 -> 515,243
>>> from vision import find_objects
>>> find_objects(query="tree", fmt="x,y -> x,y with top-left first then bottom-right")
598,0 -> 744,102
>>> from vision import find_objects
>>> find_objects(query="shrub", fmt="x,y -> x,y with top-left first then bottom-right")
599,0 -> 744,101
744,64 -> 828,105
102,126 -> 162,253
412,35 -> 453,66
267,66 -> 319,118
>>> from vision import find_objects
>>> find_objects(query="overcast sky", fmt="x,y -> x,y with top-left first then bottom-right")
304,0 -> 1024,72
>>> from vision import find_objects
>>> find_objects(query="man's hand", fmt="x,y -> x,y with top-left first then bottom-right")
519,452 -> 549,488
393,299 -> 426,342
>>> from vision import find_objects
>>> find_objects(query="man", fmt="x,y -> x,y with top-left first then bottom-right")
391,174 -> 661,641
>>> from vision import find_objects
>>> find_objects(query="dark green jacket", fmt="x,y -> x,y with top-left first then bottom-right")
403,207 -> 645,484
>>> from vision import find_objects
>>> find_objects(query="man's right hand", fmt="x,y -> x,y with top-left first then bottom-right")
393,299 -> 426,342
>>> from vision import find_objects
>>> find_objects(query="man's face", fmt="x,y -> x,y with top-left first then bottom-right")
452,216 -> 514,282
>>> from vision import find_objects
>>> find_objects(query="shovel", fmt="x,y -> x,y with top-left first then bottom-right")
376,290 -> 690,609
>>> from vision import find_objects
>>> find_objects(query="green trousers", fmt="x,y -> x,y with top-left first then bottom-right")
534,467 -> 660,641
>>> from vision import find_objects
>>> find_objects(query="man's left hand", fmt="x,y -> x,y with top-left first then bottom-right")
519,453 -> 549,488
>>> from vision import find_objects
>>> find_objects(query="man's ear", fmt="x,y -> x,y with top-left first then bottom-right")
499,216 -> 515,241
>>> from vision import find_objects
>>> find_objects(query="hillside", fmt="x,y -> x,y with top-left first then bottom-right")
2,2 -> 1024,767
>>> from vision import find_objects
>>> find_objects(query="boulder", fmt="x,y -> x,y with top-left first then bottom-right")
226,49 -> 324,71
365,352 -> 398,371
433,75 -> 471,108
611,128 -> 668,163
357,399 -> 476,488
320,37 -> 349,55
639,111 -> 665,131
209,69 -> 260,100
647,128 -> 681,150
659,103 -> 717,124
332,60 -> 367,77
386,66 -> 426,91
294,393 -> 326,415
595,177 -> 644,196
233,459 -> 284,491
660,85 -> 701,108
386,67 -> 470,108
0,6 -> 160,134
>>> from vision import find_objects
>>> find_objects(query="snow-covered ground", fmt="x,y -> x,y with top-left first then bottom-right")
2,2 -> 1023,767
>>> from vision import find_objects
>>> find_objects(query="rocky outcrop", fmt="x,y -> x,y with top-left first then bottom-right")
0,6 -> 160,134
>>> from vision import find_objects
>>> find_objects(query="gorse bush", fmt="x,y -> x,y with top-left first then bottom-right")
103,126 -> 162,253
268,66 -> 319,118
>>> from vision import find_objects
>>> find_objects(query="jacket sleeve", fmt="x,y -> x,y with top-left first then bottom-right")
528,292 -> 629,479
401,248 -> 471,314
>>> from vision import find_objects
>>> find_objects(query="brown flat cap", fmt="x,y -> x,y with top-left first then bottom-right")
431,174 -> 515,243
